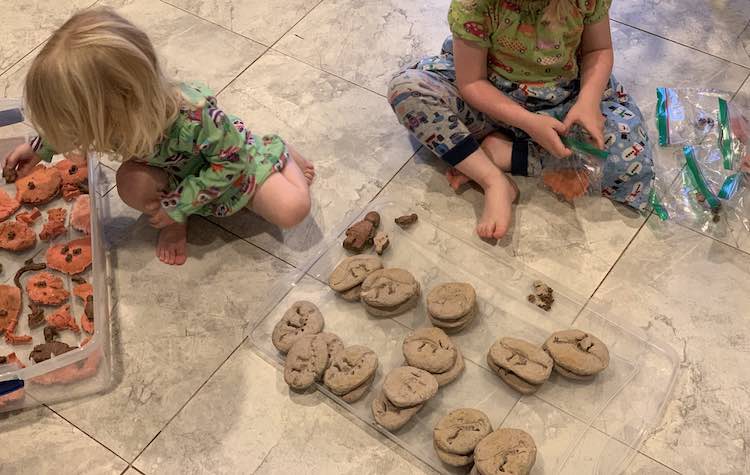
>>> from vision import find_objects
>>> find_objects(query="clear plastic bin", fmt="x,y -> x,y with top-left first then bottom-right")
0,146 -> 112,412
250,201 -> 679,475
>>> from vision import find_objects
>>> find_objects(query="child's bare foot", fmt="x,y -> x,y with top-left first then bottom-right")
476,174 -> 518,239
446,167 -> 472,191
157,222 -> 187,265
290,152 -> 315,185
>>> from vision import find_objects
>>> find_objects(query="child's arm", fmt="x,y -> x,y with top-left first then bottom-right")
454,37 -> 571,158
562,15 -> 614,149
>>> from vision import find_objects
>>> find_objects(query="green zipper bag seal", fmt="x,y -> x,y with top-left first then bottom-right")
718,173 -> 741,200
683,145 -> 721,210
649,188 -> 669,220
656,87 -> 669,146
562,136 -> 609,160
718,98 -> 733,170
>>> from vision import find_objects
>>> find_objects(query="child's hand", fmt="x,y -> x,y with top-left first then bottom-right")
563,101 -> 606,149
522,114 -> 572,159
148,207 -> 178,229
3,143 -> 42,180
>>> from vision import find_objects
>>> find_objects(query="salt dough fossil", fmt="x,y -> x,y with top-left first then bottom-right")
0,189 -> 21,222
26,272 -> 70,305
15,165 -> 62,205
0,220 -> 36,252
343,211 -> 380,252
543,329 -> 610,380
46,238 -> 92,275
271,301 -> 324,354
473,428 -> 537,475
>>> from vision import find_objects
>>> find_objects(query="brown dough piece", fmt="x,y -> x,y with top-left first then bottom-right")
315,332 -> 344,368
371,390 -> 423,431
373,232 -> 389,255
44,326 -> 59,342
46,238 -> 92,274
429,304 -> 477,333
434,441 -> 474,467
402,327 -> 457,374
487,354 -> 540,395
488,337 -> 553,386
15,165 -> 62,204
54,158 -> 88,186
328,255 -> 382,292
363,293 -> 419,318
395,213 -> 418,227
70,194 -> 91,235
29,340 -> 76,363
271,301 -> 324,354
323,345 -> 378,395
427,282 -> 477,321
552,363 -> 595,381
543,329 -> 609,377
360,268 -> 420,315
433,346 -> 465,386
0,285 -> 22,332
527,280 -> 554,311
382,366 -> 438,408
474,428 -> 537,475
434,408 -> 492,456
27,303 -> 46,329
283,334 -> 329,391
0,220 -> 36,251
342,212 -> 380,253
340,372 -> 375,403
0,189 -> 21,222
338,285 -> 361,302
26,272 -> 70,305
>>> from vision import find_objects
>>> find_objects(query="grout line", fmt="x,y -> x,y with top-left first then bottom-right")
674,220 -> 750,258
731,71 -> 750,101
44,405 -> 131,467
610,18 -> 750,71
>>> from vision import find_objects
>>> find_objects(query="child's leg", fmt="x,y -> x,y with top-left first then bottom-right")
115,160 -> 188,266
249,146 -> 312,229
388,68 -> 517,239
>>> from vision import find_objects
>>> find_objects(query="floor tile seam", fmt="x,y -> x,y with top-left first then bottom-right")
609,18 -> 750,71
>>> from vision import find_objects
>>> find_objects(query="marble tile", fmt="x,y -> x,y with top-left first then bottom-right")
274,0 -> 451,95
611,0 -> 750,67
122,467 -> 145,475
0,0 -> 95,75
48,190 -> 298,461
164,0 -> 320,46
591,217 -> 750,474
134,343 -> 427,475
0,406 -> 127,474
0,0 -> 265,113
623,454 -> 679,475
209,50 -> 416,267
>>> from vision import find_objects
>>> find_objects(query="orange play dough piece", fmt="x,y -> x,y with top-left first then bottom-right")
39,208 -> 67,242
0,220 -> 36,252
15,165 -> 62,205
71,195 -> 90,235
80,312 -> 94,334
45,304 -> 79,333
542,169 -> 590,202
0,189 -> 20,222
54,158 -> 88,186
0,353 -> 26,407
73,282 -> 93,301
15,207 -> 41,225
0,285 -> 21,333
31,347 -> 101,385
47,238 -> 92,274
26,272 -> 70,305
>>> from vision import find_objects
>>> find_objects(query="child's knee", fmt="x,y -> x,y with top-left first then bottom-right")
276,190 -> 311,229
115,160 -> 167,208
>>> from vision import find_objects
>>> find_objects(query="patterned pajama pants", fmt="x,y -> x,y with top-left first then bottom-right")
387,37 -> 654,210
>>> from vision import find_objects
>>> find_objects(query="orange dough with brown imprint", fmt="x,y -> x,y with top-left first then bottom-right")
0,285 -> 22,332
0,220 -> 36,251
0,189 -> 20,222
542,169 -> 590,202
15,207 -> 41,225
55,158 -> 88,186
74,282 -> 93,301
15,165 -> 62,204
46,238 -> 92,275
27,272 -> 70,305
46,304 -> 79,332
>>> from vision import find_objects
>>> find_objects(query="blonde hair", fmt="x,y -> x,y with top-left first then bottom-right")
24,7 -> 180,160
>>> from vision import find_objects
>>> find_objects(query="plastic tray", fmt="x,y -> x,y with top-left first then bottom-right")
250,201 -> 679,475
0,148 -> 112,413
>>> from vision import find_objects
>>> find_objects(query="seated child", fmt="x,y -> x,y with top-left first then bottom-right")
388,0 -> 654,238
3,7 -> 314,265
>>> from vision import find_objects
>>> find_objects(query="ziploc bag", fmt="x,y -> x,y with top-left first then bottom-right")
540,136 -> 607,202
656,87 -> 726,146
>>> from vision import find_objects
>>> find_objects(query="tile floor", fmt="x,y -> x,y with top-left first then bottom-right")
1,0 -> 749,474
